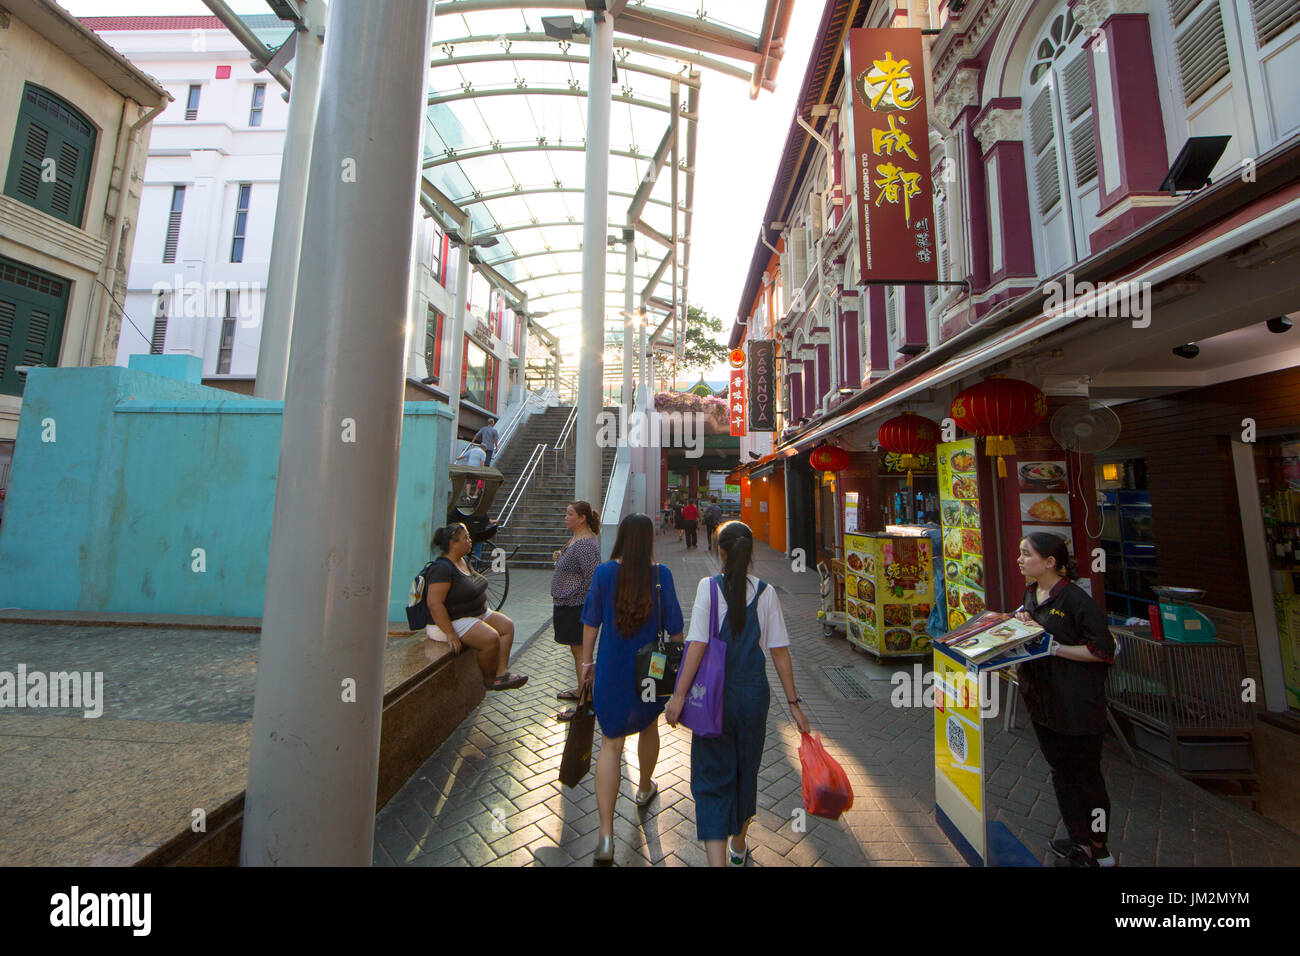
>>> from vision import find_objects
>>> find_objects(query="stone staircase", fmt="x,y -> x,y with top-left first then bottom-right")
490,405 -> 616,569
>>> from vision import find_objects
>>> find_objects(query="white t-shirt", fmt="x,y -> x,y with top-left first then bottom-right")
686,574 -> 789,652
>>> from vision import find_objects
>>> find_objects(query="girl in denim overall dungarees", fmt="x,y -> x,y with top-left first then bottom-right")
666,521 -> 810,866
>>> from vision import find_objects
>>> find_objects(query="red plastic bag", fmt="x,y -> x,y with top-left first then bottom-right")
799,732 -> 854,820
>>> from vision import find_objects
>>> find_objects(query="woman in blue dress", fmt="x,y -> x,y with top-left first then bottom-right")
580,513 -> 684,864
666,520 -> 810,866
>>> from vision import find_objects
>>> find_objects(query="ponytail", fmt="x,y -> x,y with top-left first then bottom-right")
432,523 -> 466,554
571,500 -> 601,534
715,521 -> 754,633
1024,531 -> 1076,581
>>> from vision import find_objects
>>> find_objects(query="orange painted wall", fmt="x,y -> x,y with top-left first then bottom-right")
769,471 -> 787,553
740,476 -> 753,529
751,475 -> 770,541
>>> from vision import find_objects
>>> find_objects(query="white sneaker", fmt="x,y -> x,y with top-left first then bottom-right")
727,836 -> 749,867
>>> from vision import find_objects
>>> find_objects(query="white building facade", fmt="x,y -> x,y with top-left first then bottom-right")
90,14 -> 522,426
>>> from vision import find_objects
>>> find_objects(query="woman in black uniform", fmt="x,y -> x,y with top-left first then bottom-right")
1014,532 -> 1116,867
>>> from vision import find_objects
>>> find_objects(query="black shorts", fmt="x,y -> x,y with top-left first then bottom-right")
553,604 -> 584,645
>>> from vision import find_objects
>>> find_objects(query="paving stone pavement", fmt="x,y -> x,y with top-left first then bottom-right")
374,535 -> 1300,867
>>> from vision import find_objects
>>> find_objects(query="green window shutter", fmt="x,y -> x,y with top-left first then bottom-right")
4,85 -> 97,228
0,257 -> 70,396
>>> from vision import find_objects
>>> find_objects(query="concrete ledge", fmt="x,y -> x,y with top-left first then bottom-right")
135,643 -> 485,866
0,610 -> 414,636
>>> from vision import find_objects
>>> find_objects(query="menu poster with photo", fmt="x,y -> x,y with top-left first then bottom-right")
1016,460 -> 1067,491
1020,492 -> 1070,524
936,438 -> 986,632
1021,525 -> 1075,554
845,492 -> 860,534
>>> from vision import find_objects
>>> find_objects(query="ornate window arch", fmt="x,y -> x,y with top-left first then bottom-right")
1021,3 -> 1100,274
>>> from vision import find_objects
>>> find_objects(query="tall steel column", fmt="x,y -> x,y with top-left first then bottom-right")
446,246 -> 471,451
622,228 -> 634,411
240,0 -> 433,866
518,295 -> 530,398
254,0 -> 326,400
575,10 -> 613,504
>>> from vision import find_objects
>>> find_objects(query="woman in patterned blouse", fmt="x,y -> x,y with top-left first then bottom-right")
552,500 -> 602,720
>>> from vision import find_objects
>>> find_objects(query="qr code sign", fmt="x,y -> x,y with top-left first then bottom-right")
946,715 -> 967,764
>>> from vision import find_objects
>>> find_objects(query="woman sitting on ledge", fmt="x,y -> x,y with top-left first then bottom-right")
424,523 -> 527,691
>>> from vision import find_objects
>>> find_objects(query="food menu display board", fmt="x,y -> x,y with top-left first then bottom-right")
936,438 -> 986,631
844,531 -> 934,657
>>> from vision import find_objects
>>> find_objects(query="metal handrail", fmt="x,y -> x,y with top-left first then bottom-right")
554,403 -> 579,458
497,442 -> 548,528
495,389 -> 547,457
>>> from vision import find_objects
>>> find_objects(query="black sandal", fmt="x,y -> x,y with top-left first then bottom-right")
555,707 -> 577,722
487,672 -> 529,691
557,689 -> 580,701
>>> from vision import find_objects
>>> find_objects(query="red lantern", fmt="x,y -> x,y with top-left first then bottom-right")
877,413 -> 940,486
810,444 -> 850,471
950,376 -> 1048,477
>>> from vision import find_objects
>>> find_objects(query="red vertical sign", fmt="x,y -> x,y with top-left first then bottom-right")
845,28 -> 938,283
730,369 -> 747,437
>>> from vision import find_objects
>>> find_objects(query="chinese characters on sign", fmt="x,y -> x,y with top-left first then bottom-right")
845,29 -> 938,283
729,368 -> 746,437
748,340 -> 777,431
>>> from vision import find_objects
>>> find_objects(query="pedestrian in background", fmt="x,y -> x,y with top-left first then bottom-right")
666,520 -> 809,866
580,513 -> 684,863
473,417 -> 499,467
674,498 -> 686,543
703,497 -> 722,551
551,500 -> 602,721
682,498 -> 700,549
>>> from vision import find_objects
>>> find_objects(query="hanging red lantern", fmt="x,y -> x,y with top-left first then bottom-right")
950,375 -> 1048,477
877,412 -> 940,486
810,444 -> 850,471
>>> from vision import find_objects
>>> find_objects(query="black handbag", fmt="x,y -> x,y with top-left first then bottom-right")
559,682 -> 595,788
635,564 -> 683,699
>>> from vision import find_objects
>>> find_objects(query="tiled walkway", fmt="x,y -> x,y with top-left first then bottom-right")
374,536 -> 1300,867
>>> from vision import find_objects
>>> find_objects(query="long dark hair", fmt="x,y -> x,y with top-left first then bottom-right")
611,513 -> 655,636
716,520 -> 755,634
570,500 -> 601,534
1023,532 -> 1077,580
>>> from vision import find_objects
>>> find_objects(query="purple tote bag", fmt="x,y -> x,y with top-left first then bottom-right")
677,577 -> 726,737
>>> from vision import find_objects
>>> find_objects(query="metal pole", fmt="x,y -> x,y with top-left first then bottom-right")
254,0 -> 326,400
240,0 -> 433,866
575,10 -> 613,504
622,228 -> 634,411
446,245 -> 471,452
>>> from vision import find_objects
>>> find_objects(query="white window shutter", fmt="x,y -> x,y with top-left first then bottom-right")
1174,1 -> 1231,105
1252,0 -> 1300,46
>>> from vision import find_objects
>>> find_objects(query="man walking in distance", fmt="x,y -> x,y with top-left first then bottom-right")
682,498 -> 700,550
703,497 -> 722,552
474,417 -> 500,467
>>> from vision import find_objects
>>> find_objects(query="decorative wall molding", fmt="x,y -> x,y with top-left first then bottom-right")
1070,0 -> 1150,36
933,68 -> 982,129
0,195 -> 109,276
934,0 -> 1013,82
973,108 -> 1024,154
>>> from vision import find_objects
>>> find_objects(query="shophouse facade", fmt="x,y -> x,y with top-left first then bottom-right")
0,0 -> 168,483
87,15 -> 531,436
729,0 -> 1300,735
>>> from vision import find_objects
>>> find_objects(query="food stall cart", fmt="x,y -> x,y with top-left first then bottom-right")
843,528 -> 934,658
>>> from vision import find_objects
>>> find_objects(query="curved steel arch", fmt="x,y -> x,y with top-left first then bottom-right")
426,143 -> 666,169
426,51 -> 702,89
427,86 -> 693,119
452,184 -> 683,212
509,268 -> 665,287
430,31 -> 755,85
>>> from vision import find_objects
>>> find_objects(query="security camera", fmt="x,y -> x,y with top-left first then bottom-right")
1172,343 -> 1200,359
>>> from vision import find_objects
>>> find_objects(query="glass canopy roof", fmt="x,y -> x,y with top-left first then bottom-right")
420,1 -> 791,356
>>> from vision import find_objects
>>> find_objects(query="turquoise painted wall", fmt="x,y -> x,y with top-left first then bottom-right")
0,365 -> 451,621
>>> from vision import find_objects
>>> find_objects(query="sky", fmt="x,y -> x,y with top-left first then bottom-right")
57,0 -> 822,386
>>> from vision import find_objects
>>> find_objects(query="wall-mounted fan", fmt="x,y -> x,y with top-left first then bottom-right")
1050,401 -> 1121,454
